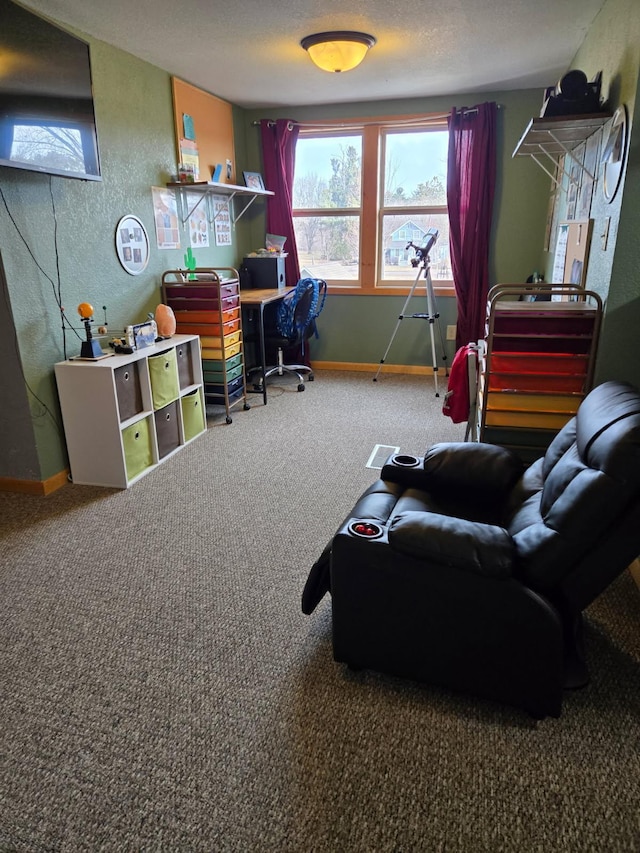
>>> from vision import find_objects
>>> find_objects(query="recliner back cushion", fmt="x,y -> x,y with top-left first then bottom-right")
541,418 -> 577,480
574,381 -> 640,481
511,382 -> 640,592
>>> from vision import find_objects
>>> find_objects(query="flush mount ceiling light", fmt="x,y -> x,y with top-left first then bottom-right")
301,31 -> 376,73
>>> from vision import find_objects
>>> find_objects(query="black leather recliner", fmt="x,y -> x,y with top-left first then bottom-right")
302,381 -> 640,718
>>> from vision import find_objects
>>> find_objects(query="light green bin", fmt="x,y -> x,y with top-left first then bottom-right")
148,348 -> 180,410
122,417 -> 154,481
181,389 -> 206,441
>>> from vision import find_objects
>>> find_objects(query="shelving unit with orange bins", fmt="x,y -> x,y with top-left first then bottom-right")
477,285 -> 602,464
161,268 -> 250,424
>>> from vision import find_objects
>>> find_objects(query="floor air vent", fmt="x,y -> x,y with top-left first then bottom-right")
366,444 -> 400,470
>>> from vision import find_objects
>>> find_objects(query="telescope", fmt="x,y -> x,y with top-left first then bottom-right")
406,227 -> 438,266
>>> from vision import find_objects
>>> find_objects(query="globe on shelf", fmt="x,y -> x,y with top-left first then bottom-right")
77,301 -> 94,320
77,301 -> 103,359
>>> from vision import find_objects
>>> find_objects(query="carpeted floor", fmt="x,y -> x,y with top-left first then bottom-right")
1,370 -> 639,852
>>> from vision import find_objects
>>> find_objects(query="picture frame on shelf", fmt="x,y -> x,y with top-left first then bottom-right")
243,171 -> 265,191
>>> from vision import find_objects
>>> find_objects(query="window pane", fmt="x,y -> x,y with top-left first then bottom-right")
384,130 -> 448,207
293,215 -> 360,281
381,213 -> 451,281
293,135 -> 362,209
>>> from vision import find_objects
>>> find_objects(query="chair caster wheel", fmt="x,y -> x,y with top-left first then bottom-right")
226,416 -> 232,424
308,373 -> 314,381
253,384 -> 263,392
297,383 -> 305,392
243,403 -> 251,411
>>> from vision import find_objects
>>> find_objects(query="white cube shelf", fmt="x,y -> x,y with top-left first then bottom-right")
54,335 -> 206,488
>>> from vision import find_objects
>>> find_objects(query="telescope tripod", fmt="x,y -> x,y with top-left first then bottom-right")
373,253 -> 449,396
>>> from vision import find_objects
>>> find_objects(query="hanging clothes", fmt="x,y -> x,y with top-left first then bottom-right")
442,344 -> 474,424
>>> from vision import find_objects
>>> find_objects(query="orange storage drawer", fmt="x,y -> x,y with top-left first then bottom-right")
175,318 -> 241,337
195,318 -> 240,337
176,323 -> 217,335
174,308 -> 239,327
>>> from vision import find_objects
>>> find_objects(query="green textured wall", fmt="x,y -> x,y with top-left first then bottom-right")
0,37 -> 251,482
5,0 -> 639,485
564,0 -> 640,384
239,89 -> 550,368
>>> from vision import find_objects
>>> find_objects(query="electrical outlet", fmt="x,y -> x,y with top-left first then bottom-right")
446,324 -> 457,341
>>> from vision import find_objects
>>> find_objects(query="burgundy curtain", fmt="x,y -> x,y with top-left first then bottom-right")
259,119 -> 300,288
447,102 -> 497,349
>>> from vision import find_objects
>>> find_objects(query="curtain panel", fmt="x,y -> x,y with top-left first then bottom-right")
259,119 -> 301,288
447,102 -> 497,349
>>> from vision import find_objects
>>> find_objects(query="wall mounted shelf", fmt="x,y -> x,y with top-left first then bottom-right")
166,181 -> 274,227
512,113 -> 612,188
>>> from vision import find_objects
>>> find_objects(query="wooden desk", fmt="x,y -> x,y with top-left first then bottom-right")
240,287 -> 294,404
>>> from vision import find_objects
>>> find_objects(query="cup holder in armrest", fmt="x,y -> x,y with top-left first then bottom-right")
390,454 -> 420,467
348,521 -> 384,539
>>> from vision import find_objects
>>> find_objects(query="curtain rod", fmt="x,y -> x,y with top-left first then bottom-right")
251,105 -> 502,129
252,115 -> 449,130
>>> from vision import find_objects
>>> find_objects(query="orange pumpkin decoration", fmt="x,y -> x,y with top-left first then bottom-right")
155,303 -> 176,337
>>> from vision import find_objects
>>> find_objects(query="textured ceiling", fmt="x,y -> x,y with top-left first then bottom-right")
19,0 -> 607,109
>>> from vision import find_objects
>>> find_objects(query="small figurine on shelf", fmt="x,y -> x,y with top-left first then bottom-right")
184,247 -> 197,280
77,302 -> 104,359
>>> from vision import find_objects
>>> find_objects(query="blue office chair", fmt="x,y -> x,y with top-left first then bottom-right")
252,278 -> 327,392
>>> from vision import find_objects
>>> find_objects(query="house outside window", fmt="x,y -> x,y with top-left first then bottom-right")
291,118 -> 451,294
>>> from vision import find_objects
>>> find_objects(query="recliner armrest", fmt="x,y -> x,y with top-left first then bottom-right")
388,511 -> 515,578
381,443 -> 523,502
422,442 -> 523,503
380,455 -> 429,490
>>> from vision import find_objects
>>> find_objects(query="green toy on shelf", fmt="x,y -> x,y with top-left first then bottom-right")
184,248 -> 197,280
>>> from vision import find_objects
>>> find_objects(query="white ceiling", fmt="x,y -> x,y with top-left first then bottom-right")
19,0 -> 607,110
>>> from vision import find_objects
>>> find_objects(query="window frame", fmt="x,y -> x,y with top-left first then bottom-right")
292,115 -> 452,297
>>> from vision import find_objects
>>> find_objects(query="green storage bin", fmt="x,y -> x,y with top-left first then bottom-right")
202,353 -> 243,373
181,389 -> 205,441
148,348 -> 180,410
122,417 -> 154,481
202,363 -> 244,384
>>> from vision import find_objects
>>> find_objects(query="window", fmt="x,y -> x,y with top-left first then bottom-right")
292,118 -> 451,293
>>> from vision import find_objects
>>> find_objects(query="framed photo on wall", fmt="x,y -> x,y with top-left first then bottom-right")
115,214 -> 150,275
